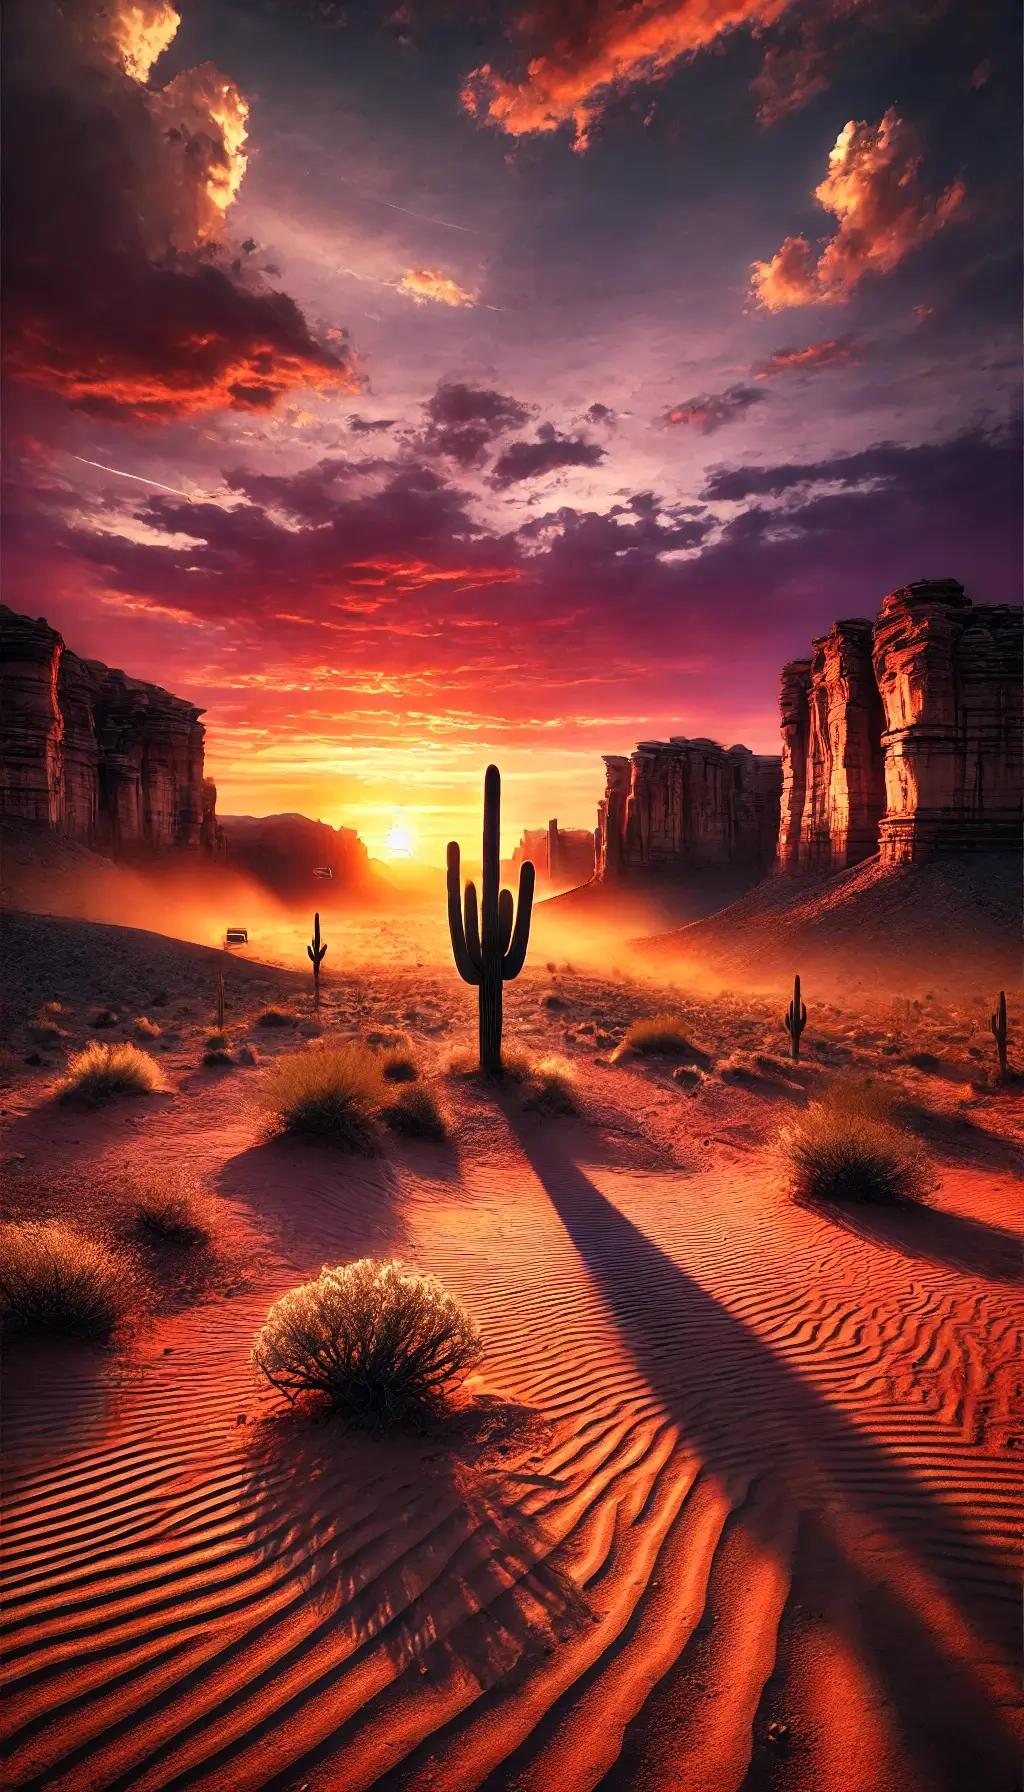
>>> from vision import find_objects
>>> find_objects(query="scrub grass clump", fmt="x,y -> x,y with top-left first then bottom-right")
382,1084 -> 450,1140
520,1053 -> 579,1115
136,1187 -> 213,1245
252,1257 -> 482,1426
258,1008 -> 296,1029
615,1015 -> 708,1062
58,1041 -> 161,1105
379,1046 -> 419,1083
782,1104 -> 932,1206
0,1221 -> 133,1341
260,1043 -> 384,1149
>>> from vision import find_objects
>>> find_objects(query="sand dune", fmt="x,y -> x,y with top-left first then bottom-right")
2,1022 -> 1021,1792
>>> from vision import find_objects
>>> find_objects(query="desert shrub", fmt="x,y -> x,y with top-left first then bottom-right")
203,1048 -> 235,1068
0,1221 -> 133,1340
443,1045 -> 480,1079
367,1026 -> 411,1049
136,1187 -> 213,1244
781,1105 -> 932,1206
299,1020 -> 324,1039
380,1046 -> 419,1083
91,1010 -> 119,1029
260,1043 -> 384,1148
251,1257 -> 482,1425
236,1043 -> 259,1067
205,1031 -> 229,1050
258,1008 -> 296,1029
33,1003 -> 70,1044
617,1015 -> 707,1061
134,1016 -> 162,1040
521,1053 -> 579,1115
58,1041 -> 162,1105
382,1084 -> 450,1140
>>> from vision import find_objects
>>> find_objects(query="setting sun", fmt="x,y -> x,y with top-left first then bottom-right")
382,819 -> 415,858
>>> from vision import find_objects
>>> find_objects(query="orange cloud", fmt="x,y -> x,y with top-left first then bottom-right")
104,1 -> 180,83
397,268 -> 476,307
751,110 -> 965,310
462,0 -> 792,149
753,336 -> 864,376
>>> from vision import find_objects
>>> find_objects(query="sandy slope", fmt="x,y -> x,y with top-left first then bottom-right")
2,924 -> 1022,1792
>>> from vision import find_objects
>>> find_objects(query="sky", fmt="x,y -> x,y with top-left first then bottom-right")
3,0 -> 1020,861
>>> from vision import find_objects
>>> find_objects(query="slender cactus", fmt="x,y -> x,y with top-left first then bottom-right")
447,765 -> 536,1074
990,990 -> 1008,1077
308,911 -> 327,1009
784,972 -> 807,1062
215,973 -> 225,1032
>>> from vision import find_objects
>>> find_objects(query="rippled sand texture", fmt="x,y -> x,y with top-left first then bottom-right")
2,1083 -> 1021,1792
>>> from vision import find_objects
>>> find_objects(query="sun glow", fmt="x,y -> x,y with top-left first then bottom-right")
383,820 -> 416,859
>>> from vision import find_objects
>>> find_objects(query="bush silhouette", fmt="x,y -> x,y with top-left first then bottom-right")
617,1015 -> 708,1061
0,1221 -> 133,1340
252,1257 -> 482,1425
382,1084 -> 450,1140
58,1041 -> 161,1105
136,1186 -> 213,1244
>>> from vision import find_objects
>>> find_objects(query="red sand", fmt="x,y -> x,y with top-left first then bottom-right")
2,1032 -> 1021,1791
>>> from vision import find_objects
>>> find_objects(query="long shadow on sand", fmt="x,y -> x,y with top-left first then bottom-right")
509,1121 -> 1021,1792
73,1403 -> 587,1792
896,1102 -> 1024,1178
806,1196 -> 1022,1284
217,1135 -> 407,1269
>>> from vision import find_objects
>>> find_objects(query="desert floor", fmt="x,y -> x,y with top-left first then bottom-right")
1,908 -> 1021,1792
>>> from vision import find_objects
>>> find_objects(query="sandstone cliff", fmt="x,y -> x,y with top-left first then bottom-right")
778,582 -> 1022,870
0,606 -> 213,857
596,736 -> 781,880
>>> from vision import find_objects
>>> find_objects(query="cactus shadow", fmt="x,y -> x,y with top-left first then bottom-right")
217,1136 -> 406,1269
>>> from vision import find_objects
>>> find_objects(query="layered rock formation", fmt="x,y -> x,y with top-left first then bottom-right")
778,582 -> 1022,869
509,819 -> 596,891
596,737 -> 782,880
873,581 -> 1023,862
0,606 -> 213,856
218,813 -> 370,895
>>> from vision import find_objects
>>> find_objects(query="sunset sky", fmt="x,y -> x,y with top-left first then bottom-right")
3,0 -> 1020,860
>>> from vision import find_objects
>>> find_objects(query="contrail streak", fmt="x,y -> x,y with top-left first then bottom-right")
72,456 -> 195,500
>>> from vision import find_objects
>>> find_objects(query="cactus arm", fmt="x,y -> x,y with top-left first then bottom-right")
502,860 -> 535,979
446,842 -> 480,985
498,889 -> 514,955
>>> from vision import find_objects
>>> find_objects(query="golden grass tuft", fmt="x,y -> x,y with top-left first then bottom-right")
380,1046 -> 419,1083
33,1003 -> 70,1044
616,1014 -> 706,1060
58,1041 -> 162,1105
382,1084 -> 450,1140
0,1221 -> 134,1340
781,1104 -> 932,1206
252,1257 -> 482,1425
259,1043 -> 384,1149
134,1016 -> 162,1039
136,1187 -> 213,1245
520,1053 -> 579,1115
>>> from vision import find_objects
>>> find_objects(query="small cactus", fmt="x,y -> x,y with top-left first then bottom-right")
215,973 -> 225,1032
784,973 -> 807,1062
990,990 -> 1008,1077
447,765 -> 535,1074
308,912 -> 327,1009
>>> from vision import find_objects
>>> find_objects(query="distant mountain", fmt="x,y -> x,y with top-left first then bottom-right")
219,812 -> 370,896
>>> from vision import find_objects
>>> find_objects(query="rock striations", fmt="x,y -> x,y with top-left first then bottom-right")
0,605 -> 215,857
596,737 -> 782,880
779,582 -> 1022,870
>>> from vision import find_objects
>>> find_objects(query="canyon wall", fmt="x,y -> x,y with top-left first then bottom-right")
596,736 -> 782,880
778,582 -> 1022,870
873,581 -> 1023,863
510,819 -> 596,891
218,813 -> 370,895
0,606 -> 213,856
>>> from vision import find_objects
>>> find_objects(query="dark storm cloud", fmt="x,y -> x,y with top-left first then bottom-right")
664,386 -> 765,434
701,429 -> 1022,508
491,426 -> 606,486
1,0 -> 354,422
421,383 -> 531,467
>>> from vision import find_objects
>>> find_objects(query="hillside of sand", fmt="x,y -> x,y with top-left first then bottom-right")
1,908 -> 1022,1792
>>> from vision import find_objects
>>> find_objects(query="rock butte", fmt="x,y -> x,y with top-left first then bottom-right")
0,605 -> 221,857
595,739 -> 782,881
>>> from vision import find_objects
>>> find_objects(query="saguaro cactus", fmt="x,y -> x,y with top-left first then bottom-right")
447,764 -> 535,1074
784,973 -> 807,1062
215,973 -> 225,1032
991,990 -> 1008,1077
308,912 -> 327,1009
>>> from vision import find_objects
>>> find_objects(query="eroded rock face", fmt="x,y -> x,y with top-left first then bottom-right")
510,820 -> 595,890
218,812 -> 370,894
777,660 -> 811,872
0,606 -> 212,855
596,737 -> 781,879
873,581 -> 1023,862
781,621 -> 886,873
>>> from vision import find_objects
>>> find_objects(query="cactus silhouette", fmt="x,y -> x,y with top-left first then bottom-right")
990,990 -> 1008,1077
447,764 -> 535,1074
215,972 -> 225,1032
784,973 -> 807,1062
308,912 -> 327,1009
